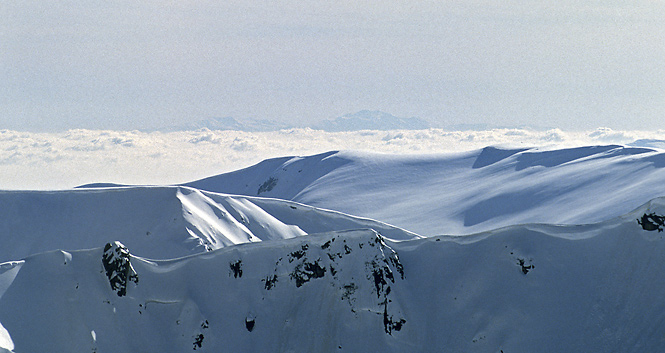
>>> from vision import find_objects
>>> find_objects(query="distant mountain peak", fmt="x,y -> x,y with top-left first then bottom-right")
162,117 -> 292,132
161,111 -> 434,132
314,110 -> 433,131
339,110 -> 396,120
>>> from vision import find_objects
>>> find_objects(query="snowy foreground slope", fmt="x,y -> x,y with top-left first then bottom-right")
3,199 -> 665,352
0,186 -> 417,263
186,145 -> 665,235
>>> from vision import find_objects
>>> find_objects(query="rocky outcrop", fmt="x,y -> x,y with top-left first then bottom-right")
638,213 -> 665,232
102,241 -> 138,297
262,231 -> 407,335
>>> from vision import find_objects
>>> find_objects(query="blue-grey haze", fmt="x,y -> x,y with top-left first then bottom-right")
2,1 -> 664,131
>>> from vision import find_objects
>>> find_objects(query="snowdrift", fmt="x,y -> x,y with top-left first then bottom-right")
2,198 -> 665,352
186,145 -> 665,235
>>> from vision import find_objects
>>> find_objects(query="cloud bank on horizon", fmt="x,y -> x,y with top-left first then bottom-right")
2,1 -> 664,131
1,127 -> 664,190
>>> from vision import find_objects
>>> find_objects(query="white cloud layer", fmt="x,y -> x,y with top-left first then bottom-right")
1,128 -> 664,190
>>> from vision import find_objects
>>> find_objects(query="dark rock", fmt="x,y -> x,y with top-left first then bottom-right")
266,232 -> 407,335
245,318 -> 255,332
263,275 -> 278,290
257,177 -> 278,195
193,333 -> 204,349
638,213 -> 665,232
383,301 -> 406,335
291,260 -> 327,287
370,264 -> 389,299
388,256 -> 404,279
101,241 -> 138,297
230,260 -> 243,278
341,283 -> 357,301
288,244 -> 309,262
330,265 -> 337,276
517,258 -> 534,275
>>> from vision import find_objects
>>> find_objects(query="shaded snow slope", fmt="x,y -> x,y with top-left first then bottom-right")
0,186 -> 417,262
186,145 -> 665,235
2,198 -> 665,352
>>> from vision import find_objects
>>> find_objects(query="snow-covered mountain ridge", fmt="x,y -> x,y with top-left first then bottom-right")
4,144 -> 665,351
2,197 -> 665,352
186,144 -> 665,235
0,186 -> 417,263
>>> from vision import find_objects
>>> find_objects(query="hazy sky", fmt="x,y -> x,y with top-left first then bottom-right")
2,1 -> 664,131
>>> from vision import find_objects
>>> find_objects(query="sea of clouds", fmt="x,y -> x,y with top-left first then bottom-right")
1,127 -> 664,190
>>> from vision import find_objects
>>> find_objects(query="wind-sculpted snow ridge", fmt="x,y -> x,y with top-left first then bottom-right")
185,145 -> 665,235
0,186 -> 418,263
3,198 -> 665,352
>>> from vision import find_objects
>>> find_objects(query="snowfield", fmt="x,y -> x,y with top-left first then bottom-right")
2,144 -> 665,352
186,145 -> 665,235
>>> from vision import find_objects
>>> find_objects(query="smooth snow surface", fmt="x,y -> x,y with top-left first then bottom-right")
186,145 -> 665,235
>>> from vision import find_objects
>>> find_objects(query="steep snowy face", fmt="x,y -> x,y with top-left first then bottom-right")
0,230 -> 408,352
3,199 -> 665,352
175,188 -> 306,248
0,186 -> 418,262
186,145 -> 665,235
175,187 -> 419,250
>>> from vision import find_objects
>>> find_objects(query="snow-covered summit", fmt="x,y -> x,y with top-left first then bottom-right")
186,145 -> 665,235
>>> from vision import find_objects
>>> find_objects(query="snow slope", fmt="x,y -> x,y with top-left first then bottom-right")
2,198 -> 665,352
0,186 -> 418,263
186,145 -> 665,235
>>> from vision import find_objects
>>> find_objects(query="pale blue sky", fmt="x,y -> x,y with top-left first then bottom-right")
2,1 -> 664,131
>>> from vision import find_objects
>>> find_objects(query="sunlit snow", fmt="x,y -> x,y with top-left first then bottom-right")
2,144 -> 665,351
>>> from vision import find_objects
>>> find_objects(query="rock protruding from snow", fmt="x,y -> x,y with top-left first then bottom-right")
638,213 -> 665,232
262,230 -> 407,335
102,241 -> 138,297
